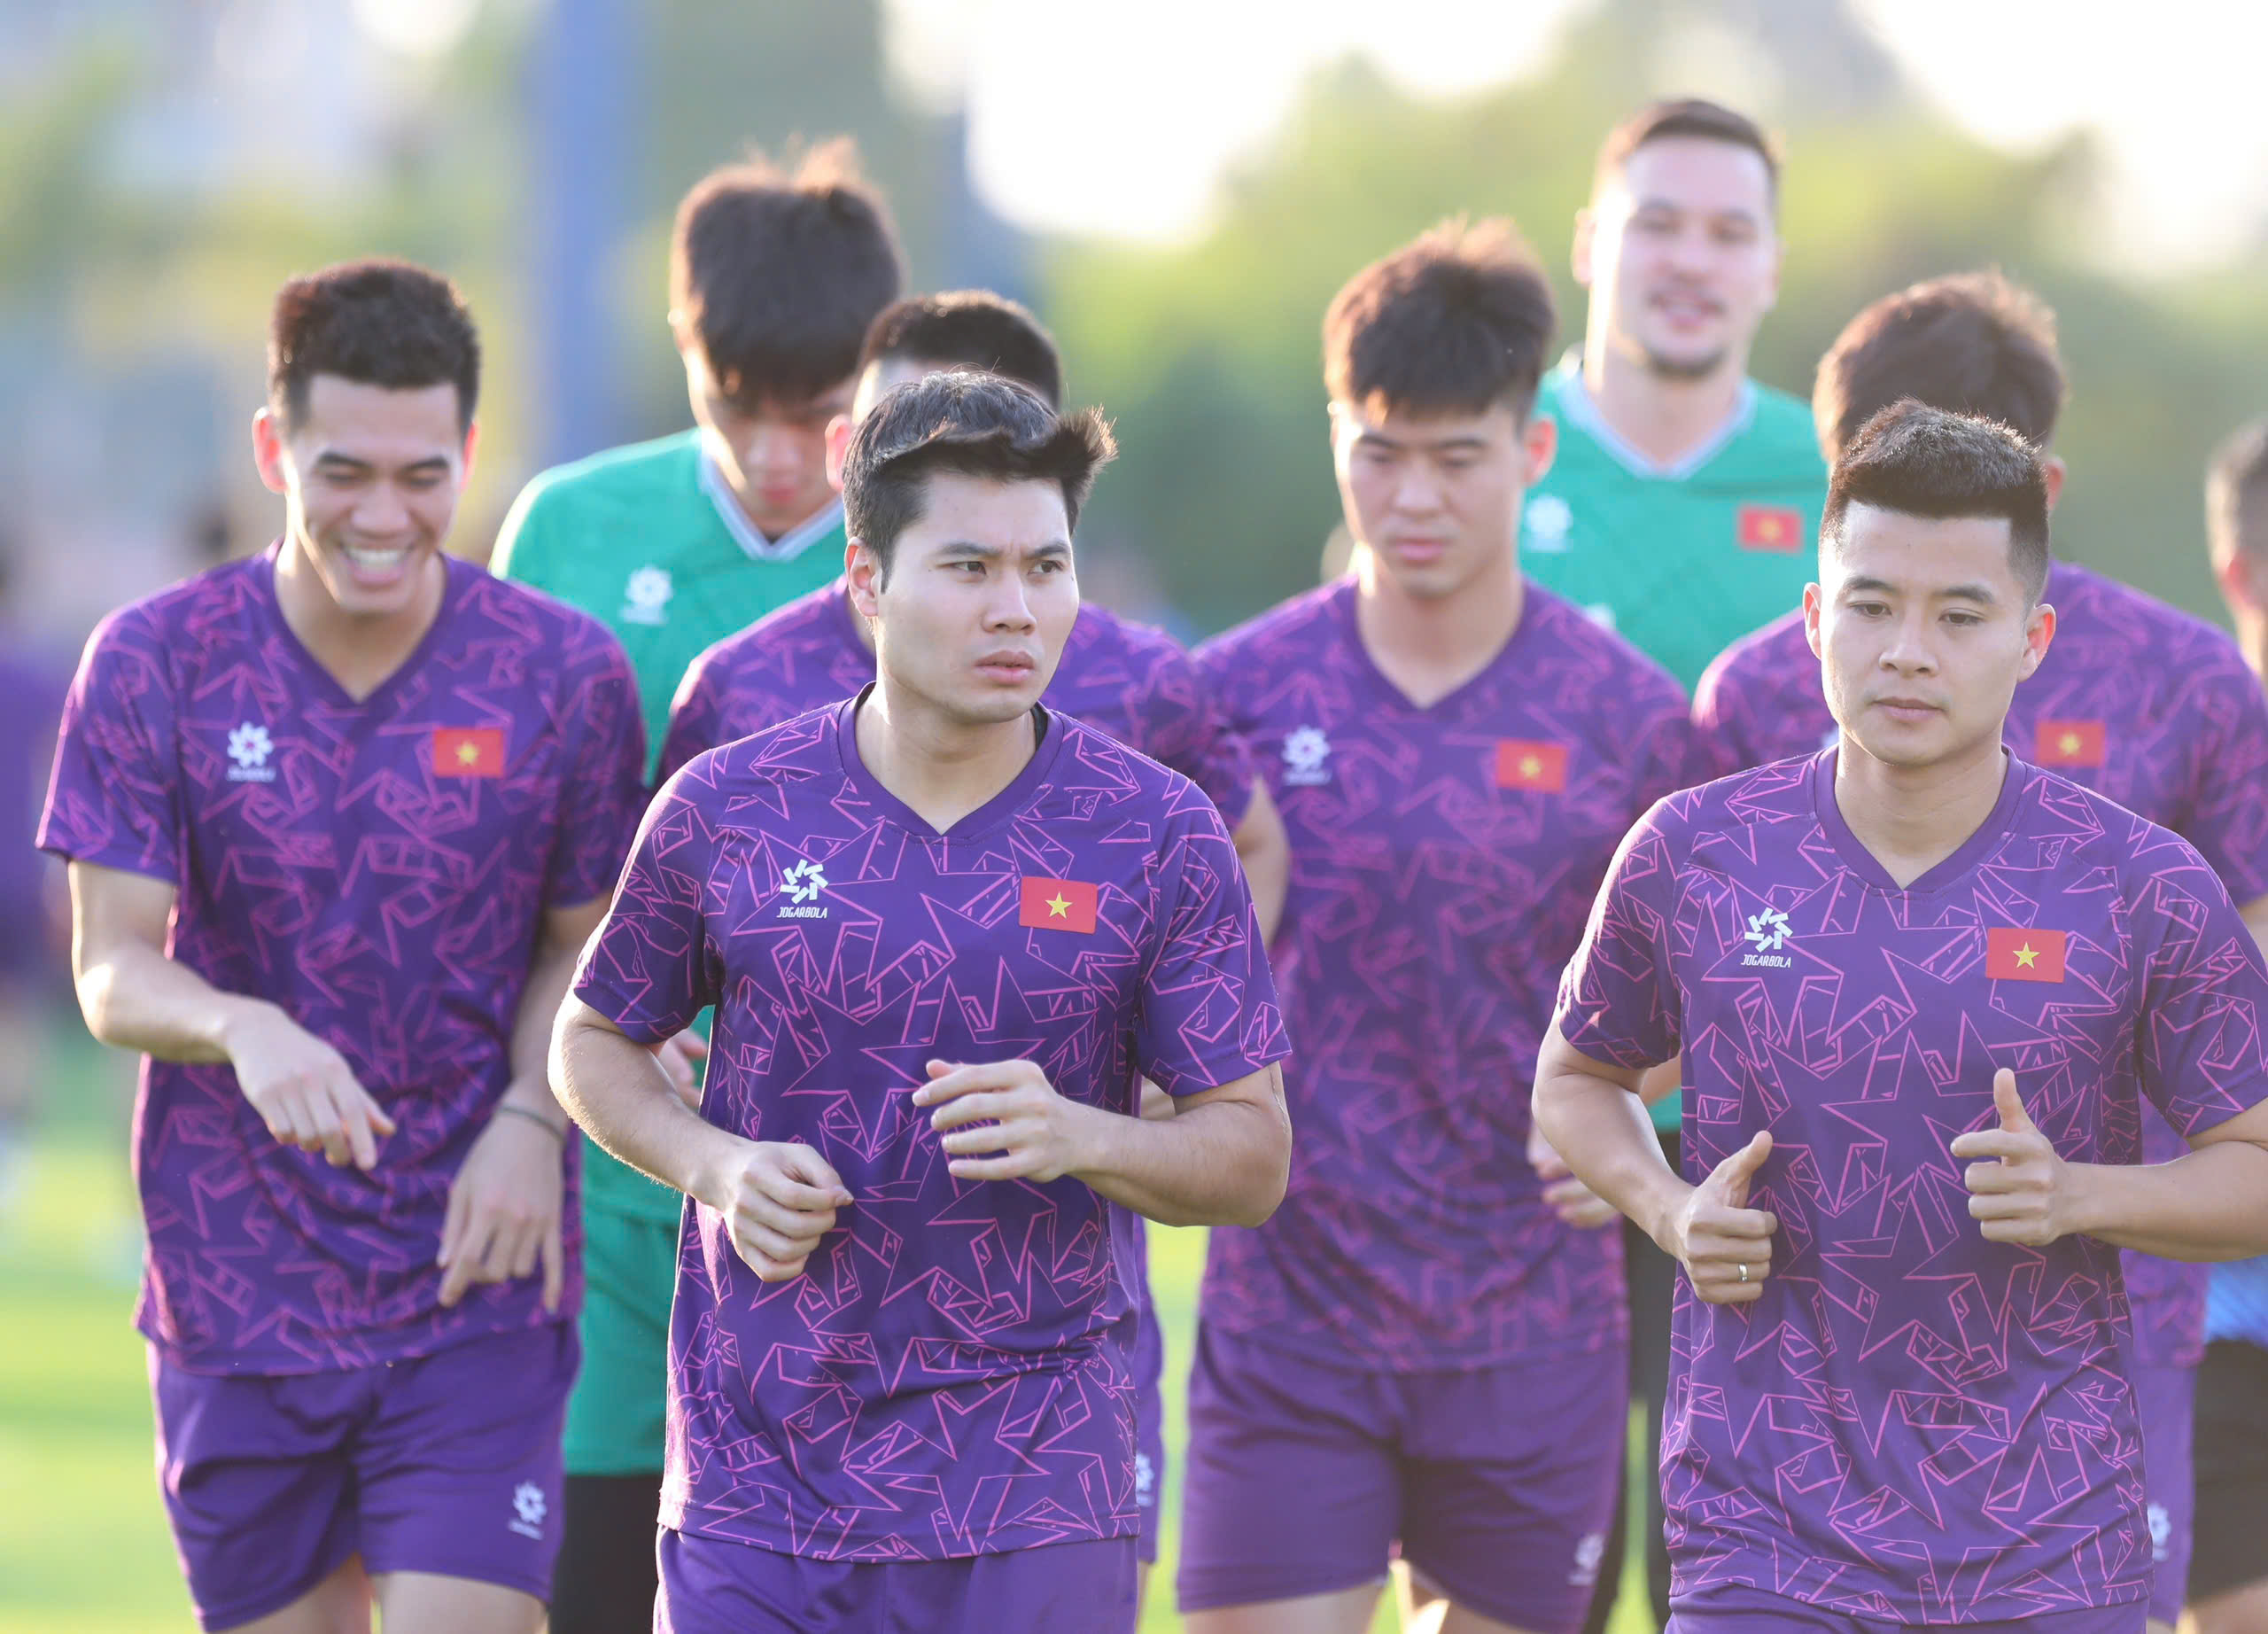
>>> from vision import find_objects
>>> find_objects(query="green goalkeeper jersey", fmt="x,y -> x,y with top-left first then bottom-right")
493,428 -> 844,1218
1521,354 -> 1827,696
1521,355 -> 1825,1131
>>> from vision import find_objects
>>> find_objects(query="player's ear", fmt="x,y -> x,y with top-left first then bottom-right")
825,415 -> 852,494
1802,582 -> 1826,660
458,418 -> 479,487
1520,410 -> 1557,486
251,406 -> 290,495
2040,457 -> 2066,515
2020,600 -> 2056,678
845,539 -> 885,616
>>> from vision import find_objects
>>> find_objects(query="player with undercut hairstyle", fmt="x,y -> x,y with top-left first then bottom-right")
553,370 -> 1292,1634
1539,400 -> 2268,1634
41,261 -> 648,1634
488,138 -> 904,1633
1694,278 -> 2268,1634
1177,221 -> 1690,1634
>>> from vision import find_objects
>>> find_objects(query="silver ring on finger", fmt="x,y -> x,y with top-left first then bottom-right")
1738,1263 -> 1750,1284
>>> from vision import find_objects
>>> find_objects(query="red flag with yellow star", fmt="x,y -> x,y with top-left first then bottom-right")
431,727 -> 506,779
2034,720 -> 2107,768
1019,876 -> 1098,934
1986,927 -> 2066,983
1736,504 -> 1805,553
1494,740 -> 1568,791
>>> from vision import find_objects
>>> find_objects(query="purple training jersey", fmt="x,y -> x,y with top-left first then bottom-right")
1193,580 -> 1690,1368
571,696 -> 1287,1561
38,547 -> 647,1374
1553,748 -> 2268,1622
1693,562 -> 2268,1368
658,580 -> 1259,825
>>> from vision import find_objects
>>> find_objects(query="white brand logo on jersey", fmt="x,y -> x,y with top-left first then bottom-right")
778,859 -> 829,919
1283,726 -> 1332,787
1569,1529 -> 1606,1586
225,721 -> 277,783
509,1481 -> 548,1540
1743,907 -> 1794,968
1134,1451 -> 1155,1510
620,564 -> 673,626
2148,1501 -> 2171,1561
1524,494 -> 1573,553
1581,602 -> 1618,631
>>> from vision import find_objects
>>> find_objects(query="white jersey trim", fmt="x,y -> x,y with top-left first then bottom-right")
1552,369 -> 1757,483
698,454 -> 843,564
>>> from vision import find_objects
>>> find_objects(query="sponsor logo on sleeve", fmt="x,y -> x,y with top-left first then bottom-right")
1019,876 -> 1099,934
1986,927 -> 2067,983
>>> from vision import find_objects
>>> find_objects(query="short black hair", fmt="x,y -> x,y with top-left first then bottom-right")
1823,400 -> 2052,601
268,260 -> 479,432
1324,218 -> 1557,420
842,371 -> 1115,576
1815,271 -> 2065,458
858,292 -> 1063,410
671,138 -> 904,409
2208,418 -> 2268,558
1595,97 -> 1781,205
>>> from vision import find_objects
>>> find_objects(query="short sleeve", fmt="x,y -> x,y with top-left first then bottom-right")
2179,659 -> 2268,905
1129,648 -> 1258,827
37,612 -> 183,883
488,478 -> 558,589
2132,844 -> 2268,1139
570,769 -> 720,1043
545,633 -> 650,909
1551,799 -> 1685,1069
656,650 -> 726,790
1134,805 -> 1289,1095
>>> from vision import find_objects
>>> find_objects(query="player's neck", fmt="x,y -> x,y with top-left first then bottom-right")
1831,735 -> 2011,890
272,537 -> 447,703
854,679 -> 1037,832
1352,549 -> 1523,709
1581,338 -> 1749,469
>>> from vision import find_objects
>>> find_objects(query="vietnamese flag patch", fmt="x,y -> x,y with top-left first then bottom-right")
1736,504 -> 1806,553
1986,927 -> 2067,983
2035,720 -> 2108,769
1495,739 -> 1569,792
1019,876 -> 1099,934
432,727 -> 506,778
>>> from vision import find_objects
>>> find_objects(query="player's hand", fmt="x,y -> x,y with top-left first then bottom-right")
439,1100 -> 567,1311
718,1140 -> 851,1283
225,1002 -> 396,1170
915,1058 -> 1103,1184
1663,1132 -> 1777,1305
1527,1120 -> 1619,1229
656,1029 -> 709,1110
1951,1070 -> 2072,1247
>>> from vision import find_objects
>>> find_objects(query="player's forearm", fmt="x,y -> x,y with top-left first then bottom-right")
2068,1140 -> 2268,1259
501,935 -> 584,1126
551,1006 -> 741,1203
1533,1046 -> 1691,1249
1071,1079 -> 1291,1227
76,938 -> 276,1066
1231,790 -> 1289,945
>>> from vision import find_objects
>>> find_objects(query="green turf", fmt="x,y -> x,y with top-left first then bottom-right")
0,1036 -> 1656,1633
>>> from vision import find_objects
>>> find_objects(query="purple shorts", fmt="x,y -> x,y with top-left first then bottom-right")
153,1322 -> 576,1631
656,1528 -> 1138,1633
2132,1359 -> 2197,1625
1177,1322 -> 1624,1633
1666,1583 -> 2146,1632
1132,1299 -> 1164,1565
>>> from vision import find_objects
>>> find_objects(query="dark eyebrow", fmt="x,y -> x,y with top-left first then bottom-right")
936,539 -> 1072,562
311,451 -> 453,478
1354,430 -> 1489,455
1839,574 -> 2002,606
1633,198 -> 1763,229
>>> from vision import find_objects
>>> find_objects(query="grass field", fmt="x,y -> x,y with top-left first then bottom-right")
0,1034 -> 1657,1633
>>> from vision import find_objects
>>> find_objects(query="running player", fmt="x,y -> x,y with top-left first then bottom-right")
489,142 -> 904,1631
1178,222 -> 1690,1634
1693,274 -> 2268,1634
2191,418 -> 2268,1634
1538,400 -> 2268,1633
1516,105 -> 1828,1626
551,370 -> 1292,1634
38,261 -> 648,1634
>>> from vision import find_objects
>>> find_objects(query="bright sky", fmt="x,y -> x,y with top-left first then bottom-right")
881,0 -> 2268,271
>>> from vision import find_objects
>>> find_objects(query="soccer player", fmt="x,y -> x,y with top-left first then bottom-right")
551,370 -> 1291,1634
1537,401 -> 2268,1633
1516,104 -> 1827,1626
1692,275 -> 2268,1634
489,142 -> 904,1630
2190,418 -> 2268,1634
38,261 -> 647,1634
1177,222 -> 1691,1634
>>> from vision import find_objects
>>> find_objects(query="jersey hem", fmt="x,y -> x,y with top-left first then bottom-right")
662,1505 -> 1143,1563
139,1309 -> 579,1379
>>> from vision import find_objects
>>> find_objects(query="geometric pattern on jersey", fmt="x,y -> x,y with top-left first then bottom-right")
659,580 -> 1258,825
571,698 -> 1287,1560
38,547 -> 648,1373
1553,750 -> 2268,1622
1690,560 -> 2268,1366
1194,578 -> 1691,1369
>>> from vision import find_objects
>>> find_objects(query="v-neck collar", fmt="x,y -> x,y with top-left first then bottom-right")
831,686 -> 1062,840
1330,576 -> 1537,717
252,541 -> 465,712
698,455 -> 843,564
1810,744 -> 2029,896
1551,359 -> 1757,482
